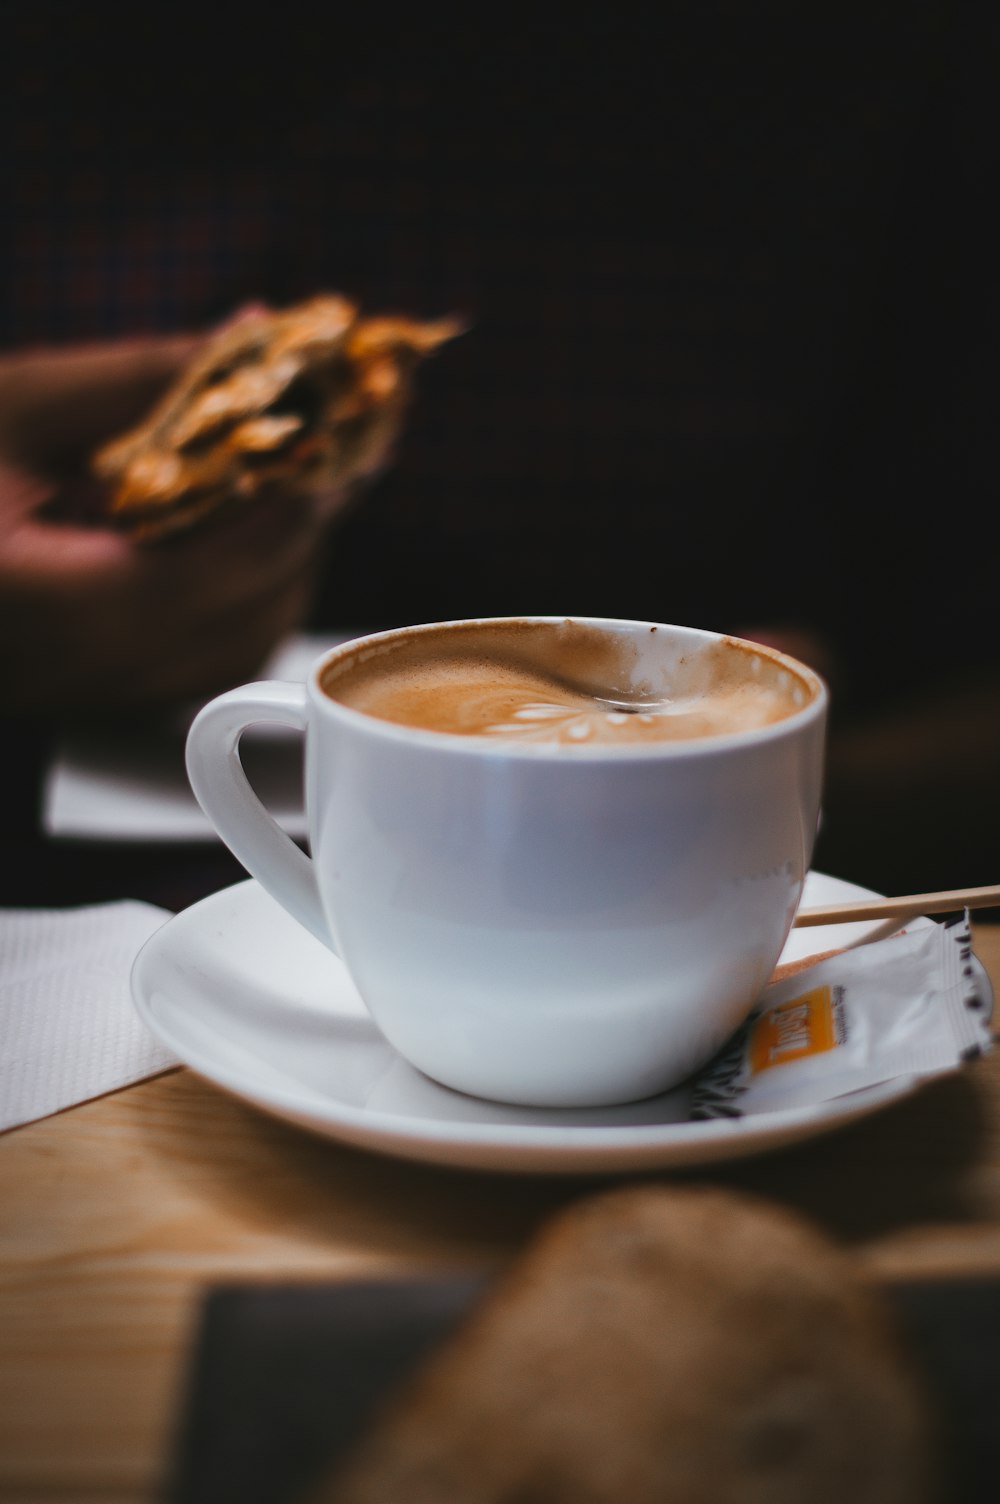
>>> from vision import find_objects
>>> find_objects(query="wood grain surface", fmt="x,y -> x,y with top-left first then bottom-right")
3,924 -> 1000,1503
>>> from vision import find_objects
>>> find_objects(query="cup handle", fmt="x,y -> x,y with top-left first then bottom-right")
185,680 -> 334,950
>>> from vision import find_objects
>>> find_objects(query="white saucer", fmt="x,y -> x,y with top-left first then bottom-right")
131,873 -> 952,1175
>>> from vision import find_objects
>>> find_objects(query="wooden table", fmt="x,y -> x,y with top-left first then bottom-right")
3,923 -> 1000,1504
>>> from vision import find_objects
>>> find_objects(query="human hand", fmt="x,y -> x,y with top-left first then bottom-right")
0,332 -> 204,480
0,332 -> 347,717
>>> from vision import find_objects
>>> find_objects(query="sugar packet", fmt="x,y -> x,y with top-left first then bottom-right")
691,913 -> 993,1119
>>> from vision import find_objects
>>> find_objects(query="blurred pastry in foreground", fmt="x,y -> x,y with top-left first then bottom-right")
93,296 -> 462,540
315,1185 -> 937,1504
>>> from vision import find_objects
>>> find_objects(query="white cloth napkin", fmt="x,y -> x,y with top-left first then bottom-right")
0,901 -> 179,1131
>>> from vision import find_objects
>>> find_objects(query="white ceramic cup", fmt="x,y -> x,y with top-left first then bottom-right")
185,616 -> 827,1107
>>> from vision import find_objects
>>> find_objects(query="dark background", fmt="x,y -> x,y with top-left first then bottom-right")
1,1 -> 997,898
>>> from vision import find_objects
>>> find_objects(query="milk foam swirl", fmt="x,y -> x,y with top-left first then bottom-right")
482,700 -> 674,744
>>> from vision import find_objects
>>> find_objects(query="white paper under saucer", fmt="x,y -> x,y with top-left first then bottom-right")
130,872 -> 948,1174
41,632 -> 357,842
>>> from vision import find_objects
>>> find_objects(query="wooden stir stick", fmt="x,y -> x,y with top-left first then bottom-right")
794,882 -> 1000,928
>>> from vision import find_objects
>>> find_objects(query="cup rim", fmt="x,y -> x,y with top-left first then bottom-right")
304,615 -> 829,759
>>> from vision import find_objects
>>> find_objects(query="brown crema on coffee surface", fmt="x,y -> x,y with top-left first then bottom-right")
321,620 -> 816,745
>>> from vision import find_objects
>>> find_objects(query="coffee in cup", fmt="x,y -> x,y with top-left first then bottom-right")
186,617 -> 827,1107
320,617 -> 811,745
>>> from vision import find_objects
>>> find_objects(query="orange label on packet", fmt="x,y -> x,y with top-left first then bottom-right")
748,985 -> 840,1075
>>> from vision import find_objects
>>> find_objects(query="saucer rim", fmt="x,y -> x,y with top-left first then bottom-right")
131,874 -> 939,1174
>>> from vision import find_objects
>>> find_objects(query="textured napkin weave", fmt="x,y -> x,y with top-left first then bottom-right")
0,901 -> 179,1131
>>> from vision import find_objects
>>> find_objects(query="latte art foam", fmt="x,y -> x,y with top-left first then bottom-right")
479,686 -> 801,745
321,620 -> 816,746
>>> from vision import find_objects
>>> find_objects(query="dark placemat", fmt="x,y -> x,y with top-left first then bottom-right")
165,1275 -> 1000,1504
